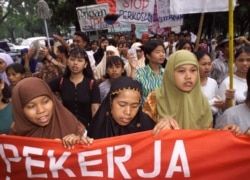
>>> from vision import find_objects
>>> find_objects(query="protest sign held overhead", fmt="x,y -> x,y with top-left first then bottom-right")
76,3 -> 109,32
116,0 -> 155,24
156,0 -> 183,28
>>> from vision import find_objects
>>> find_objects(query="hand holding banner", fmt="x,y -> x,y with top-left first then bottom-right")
1,130 -> 250,179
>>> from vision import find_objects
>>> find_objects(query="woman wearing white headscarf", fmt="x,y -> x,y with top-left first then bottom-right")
125,42 -> 145,79
0,53 -> 14,85
94,45 -> 119,82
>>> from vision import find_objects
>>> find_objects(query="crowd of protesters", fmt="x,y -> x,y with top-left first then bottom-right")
1,28 -> 250,147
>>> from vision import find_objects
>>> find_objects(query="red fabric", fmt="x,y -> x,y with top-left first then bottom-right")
1,130 -> 250,179
96,0 -> 116,14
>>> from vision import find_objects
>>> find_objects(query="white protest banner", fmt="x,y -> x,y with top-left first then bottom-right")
156,0 -> 183,28
116,0 -> 155,24
169,0 -> 237,14
76,3 -> 109,32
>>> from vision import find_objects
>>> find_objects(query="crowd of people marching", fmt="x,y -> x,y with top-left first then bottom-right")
1,29 -> 250,148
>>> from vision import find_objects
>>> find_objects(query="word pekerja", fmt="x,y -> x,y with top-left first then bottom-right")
0,140 -> 190,179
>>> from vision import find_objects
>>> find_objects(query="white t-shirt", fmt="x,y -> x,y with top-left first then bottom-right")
215,103 -> 250,133
218,74 -> 247,105
201,77 -> 220,114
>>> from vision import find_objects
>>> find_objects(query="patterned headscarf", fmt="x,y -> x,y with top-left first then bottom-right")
88,76 -> 155,139
155,50 -> 212,129
10,77 -> 84,138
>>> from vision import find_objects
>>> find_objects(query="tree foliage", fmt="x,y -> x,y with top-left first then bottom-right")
0,0 -> 250,41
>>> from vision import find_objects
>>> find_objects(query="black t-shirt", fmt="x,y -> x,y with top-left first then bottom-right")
48,76 -> 101,128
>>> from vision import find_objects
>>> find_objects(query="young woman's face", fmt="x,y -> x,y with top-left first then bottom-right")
136,49 -> 143,59
235,52 -> 250,76
100,40 -> 109,49
198,54 -> 212,78
6,68 -> 24,87
182,43 -> 192,51
106,63 -> 124,79
0,59 -> 7,73
147,45 -> 166,65
111,90 -> 141,126
67,55 -> 87,74
23,95 -> 53,127
174,64 -> 198,92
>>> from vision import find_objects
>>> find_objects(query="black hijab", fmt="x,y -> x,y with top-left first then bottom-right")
88,76 -> 155,139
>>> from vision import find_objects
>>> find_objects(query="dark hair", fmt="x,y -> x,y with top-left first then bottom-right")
176,39 -> 194,52
194,50 -> 211,61
246,67 -> 250,103
57,45 -> 68,58
6,63 -> 25,74
169,31 -> 176,36
63,47 -> 94,78
104,56 -> 126,79
99,34 -> 107,40
141,40 -> 165,64
0,80 -> 11,103
90,40 -> 98,46
234,46 -> 250,60
74,31 -> 90,44
99,38 -> 109,46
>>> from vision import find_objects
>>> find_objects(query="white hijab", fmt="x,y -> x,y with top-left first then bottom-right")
94,46 -> 120,80
0,53 -> 14,85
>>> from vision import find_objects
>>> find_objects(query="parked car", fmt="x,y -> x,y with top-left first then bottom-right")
0,41 -> 20,62
7,42 -> 24,53
20,36 -> 54,49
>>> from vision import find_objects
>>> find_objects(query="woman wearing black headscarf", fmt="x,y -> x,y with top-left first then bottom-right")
88,76 -> 170,139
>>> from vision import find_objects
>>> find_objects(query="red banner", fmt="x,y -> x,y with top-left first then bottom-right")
1,130 -> 250,179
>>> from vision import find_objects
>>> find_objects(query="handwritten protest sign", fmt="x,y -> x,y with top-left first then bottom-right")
157,0 -> 183,28
1,130 -> 250,179
96,0 -> 116,14
76,3 -> 109,32
116,0 -> 155,24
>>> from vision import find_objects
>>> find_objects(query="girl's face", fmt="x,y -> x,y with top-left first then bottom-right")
198,54 -> 212,78
6,68 -> 25,87
182,43 -> 192,51
23,95 -> 53,127
67,55 -> 88,74
136,49 -> 143,59
147,45 -> 166,65
118,44 -> 123,53
235,52 -> 250,76
100,40 -> 109,49
0,59 -> 7,73
111,90 -> 141,126
174,64 -> 198,92
106,63 -> 124,79
122,44 -> 129,55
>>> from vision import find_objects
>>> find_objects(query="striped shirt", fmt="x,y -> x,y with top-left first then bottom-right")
135,65 -> 164,103
210,56 -> 229,85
